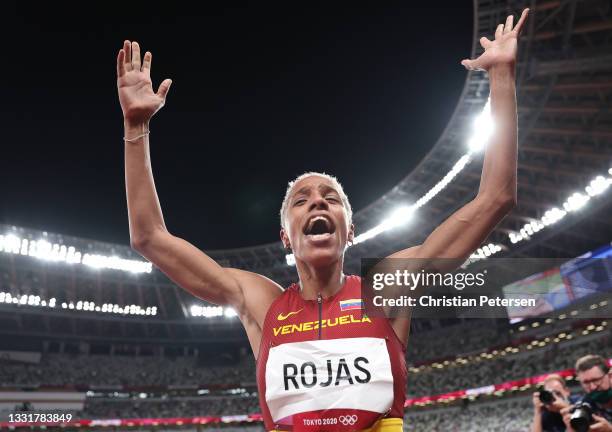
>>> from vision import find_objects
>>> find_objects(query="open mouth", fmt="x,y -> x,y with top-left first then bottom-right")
303,215 -> 336,239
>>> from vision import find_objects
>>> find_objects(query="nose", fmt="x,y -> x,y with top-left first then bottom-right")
308,193 -> 329,211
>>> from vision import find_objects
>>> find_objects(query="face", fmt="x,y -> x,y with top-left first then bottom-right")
578,366 -> 611,394
280,176 -> 354,267
543,380 -> 570,412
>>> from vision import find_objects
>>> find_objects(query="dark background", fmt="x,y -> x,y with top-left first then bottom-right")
0,2 -> 473,250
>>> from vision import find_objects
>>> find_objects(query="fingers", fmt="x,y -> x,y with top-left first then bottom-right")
590,414 -> 608,430
117,49 -> 126,78
142,51 -> 152,75
513,8 -> 530,36
132,41 -> 141,71
123,40 -> 132,72
461,59 -> 476,71
495,23 -> 504,40
504,15 -> 514,34
479,36 -> 492,49
157,79 -> 172,99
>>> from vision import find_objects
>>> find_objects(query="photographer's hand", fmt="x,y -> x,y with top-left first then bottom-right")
550,397 -> 570,412
531,392 -> 544,432
590,414 -> 612,432
561,406 -> 577,432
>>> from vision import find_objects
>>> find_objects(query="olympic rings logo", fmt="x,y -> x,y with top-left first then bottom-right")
338,415 -> 358,426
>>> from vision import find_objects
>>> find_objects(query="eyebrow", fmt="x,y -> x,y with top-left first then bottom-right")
292,184 -> 339,199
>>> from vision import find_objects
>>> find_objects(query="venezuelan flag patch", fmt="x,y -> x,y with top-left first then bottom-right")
339,298 -> 364,311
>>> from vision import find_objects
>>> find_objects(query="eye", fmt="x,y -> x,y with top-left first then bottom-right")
326,196 -> 340,203
294,199 -> 306,206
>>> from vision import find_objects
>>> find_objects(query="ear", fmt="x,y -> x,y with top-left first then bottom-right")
280,228 -> 290,249
348,223 -> 355,244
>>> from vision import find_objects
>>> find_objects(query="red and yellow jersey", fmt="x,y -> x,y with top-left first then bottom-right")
256,275 -> 406,431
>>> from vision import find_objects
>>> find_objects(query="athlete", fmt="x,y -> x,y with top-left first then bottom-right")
117,8 -> 529,431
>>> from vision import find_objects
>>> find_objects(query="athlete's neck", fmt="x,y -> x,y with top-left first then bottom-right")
296,262 -> 346,301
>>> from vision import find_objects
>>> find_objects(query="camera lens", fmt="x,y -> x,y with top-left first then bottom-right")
539,389 -> 554,404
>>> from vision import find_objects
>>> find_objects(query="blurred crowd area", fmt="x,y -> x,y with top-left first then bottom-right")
407,333 -> 610,397
406,320 -> 504,364
0,320 -> 503,389
79,396 -> 261,419
0,354 -> 255,387
406,397 -> 532,432
1,332 -> 608,426
1,330 -> 608,400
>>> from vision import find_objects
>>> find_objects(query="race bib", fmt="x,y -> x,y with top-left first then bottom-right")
265,337 -> 393,422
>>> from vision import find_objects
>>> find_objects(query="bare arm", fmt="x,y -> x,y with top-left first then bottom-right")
118,41 -> 280,327
388,10 -> 529,341
390,9 -> 529,264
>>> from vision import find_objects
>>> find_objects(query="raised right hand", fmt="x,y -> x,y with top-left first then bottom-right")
117,40 -> 172,124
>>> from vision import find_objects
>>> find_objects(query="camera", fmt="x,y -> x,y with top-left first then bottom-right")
539,388 -> 555,405
569,401 -> 594,432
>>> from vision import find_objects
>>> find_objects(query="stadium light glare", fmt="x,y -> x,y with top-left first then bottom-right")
385,205 -> 415,229
224,307 -> 238,318
191,305 -> 223,318
1,232 -> 152,274
585,176 -> 610,197
563,192 -> 589,212
0,234 -> 21,254
509,170 -> 610,244
467,100 -> 493,153
466,243 -> 504,263
0,296 -> 157,317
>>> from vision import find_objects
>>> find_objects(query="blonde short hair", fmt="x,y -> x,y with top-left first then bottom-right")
280,172 -> 353,229
543,374 -> 568,389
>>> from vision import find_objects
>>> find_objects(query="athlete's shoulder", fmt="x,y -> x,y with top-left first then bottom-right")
226,268 -> 284,294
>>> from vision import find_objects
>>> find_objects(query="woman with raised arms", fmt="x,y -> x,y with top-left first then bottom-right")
118,9 -> 528,431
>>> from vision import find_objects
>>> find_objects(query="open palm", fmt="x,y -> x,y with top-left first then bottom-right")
462,9 -> 529,71
117,40 -> 172,123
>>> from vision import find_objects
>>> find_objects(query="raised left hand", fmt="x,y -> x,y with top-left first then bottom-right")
461,8 -> 529,71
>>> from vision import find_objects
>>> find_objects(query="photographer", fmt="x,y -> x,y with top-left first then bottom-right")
532,374 -> 576,432
561,355 -> 612,432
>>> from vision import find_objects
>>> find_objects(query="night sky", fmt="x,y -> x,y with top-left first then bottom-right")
1,2 -> 473,250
